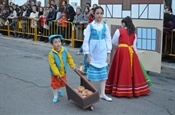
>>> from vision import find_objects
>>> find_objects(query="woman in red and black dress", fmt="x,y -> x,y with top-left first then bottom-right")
105,16 -> 150,97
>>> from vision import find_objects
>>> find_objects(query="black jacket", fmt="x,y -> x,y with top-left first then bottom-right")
46,10 -> 56,21
66,4 -> 76,22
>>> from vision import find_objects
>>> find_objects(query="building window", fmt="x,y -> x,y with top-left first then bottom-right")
100,4 -> 163,19
136,27 -> 161,53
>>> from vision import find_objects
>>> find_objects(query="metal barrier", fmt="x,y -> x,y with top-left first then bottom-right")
163,30 -> 175,57
0,17 -> 88,48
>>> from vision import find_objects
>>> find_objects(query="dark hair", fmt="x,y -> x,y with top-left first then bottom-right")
93,6 -> 104,15
84,6 -> 90,14
92,4 -> 98,8
168,7 -> 172,13
9,6 -> 14,12
121,16 -> 135,35
86,3 -> 91,7
63,1 -> 67,5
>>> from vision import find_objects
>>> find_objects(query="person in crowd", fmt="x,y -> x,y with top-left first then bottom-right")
38,7 -> 44,35
0,9 -> 9,26
45,5 -> 56,42
58,12 -> 67,39
73,7 -> 83,40
50,0 -> 57,10
65,2 -> 76,22
163,13 -> 174,55
88,8 -> 94,23
76,4 -> 91,55
36,1 -> 41,11
55,6 -> 63,20
85,2 -> 91,8
8,6 -> 17,37
92,4 -> 98,8
82,6 -> 90,22
163,7 -> 175,63
38,7 -> 48,41
26,6 -> 39,39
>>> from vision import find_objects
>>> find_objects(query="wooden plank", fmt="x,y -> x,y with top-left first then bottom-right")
99,0 -> 123,4
131,0 -> 163,4
123,0 -> 131,10
99,0 -> 163,4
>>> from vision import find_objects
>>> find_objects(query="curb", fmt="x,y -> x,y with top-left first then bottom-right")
0,35 -> 79,52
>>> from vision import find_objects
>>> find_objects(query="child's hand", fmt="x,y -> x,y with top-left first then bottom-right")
57,75 -> 61,79
73,67 -> 76,70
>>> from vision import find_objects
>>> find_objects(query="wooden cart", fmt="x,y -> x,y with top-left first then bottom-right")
60,69 -> 99,111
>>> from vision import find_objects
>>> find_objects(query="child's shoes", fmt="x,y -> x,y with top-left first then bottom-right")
58,90 -> 63,97
53,97 -> 59,103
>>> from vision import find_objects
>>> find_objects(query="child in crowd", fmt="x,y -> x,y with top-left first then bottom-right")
83,6 -> 112,101
58,13 -> 67,38
48,34 -> 76,103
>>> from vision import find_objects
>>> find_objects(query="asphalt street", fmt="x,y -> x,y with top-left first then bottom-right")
0,36 -> 175,115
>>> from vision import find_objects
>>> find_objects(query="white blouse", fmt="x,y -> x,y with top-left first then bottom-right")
83,21 -> 112,54
112,29 -> 137,52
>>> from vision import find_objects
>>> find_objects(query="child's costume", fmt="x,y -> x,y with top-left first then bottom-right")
48,46 -> 75,89
105,28 -> 150,97
83,21 -> 112,81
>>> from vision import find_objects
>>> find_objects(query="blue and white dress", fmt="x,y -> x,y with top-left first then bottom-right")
82,21 -> 112,81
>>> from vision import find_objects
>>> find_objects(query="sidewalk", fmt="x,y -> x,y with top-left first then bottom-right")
1,35 -> 175,70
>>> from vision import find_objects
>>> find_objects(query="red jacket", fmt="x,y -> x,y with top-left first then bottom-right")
58,13 -> 68,27
39,15 -> 46,27
88,14 -> 94,23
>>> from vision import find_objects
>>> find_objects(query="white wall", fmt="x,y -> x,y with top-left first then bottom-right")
10,0 -> 45,6
91,0 -> 99,6
172,0 -> 175,15
69,0 -> 80,10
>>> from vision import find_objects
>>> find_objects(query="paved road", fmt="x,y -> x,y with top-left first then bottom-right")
0,37 -> 175,115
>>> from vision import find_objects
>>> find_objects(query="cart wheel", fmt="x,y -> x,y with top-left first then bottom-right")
88,106 -> 93,111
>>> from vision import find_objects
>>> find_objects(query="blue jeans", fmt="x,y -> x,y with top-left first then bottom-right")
10,22 -> 15,29
79,45 -> 83,53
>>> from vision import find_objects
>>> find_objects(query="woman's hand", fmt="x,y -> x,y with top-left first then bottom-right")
106,53 -> 111,65
87,54 -> 91,64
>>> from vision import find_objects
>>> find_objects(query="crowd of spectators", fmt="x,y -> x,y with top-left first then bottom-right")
163,2 -> 175,63
0,0 -> 98,43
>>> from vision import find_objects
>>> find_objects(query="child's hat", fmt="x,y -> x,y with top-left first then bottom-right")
49,34 -> 63,43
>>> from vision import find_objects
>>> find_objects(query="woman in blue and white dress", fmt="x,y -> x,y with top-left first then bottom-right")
82,6 -> 112,101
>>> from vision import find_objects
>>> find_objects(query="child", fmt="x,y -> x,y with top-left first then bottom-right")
105,16 -> 150,97
82,6 -> 112,102
48,34 -> 76,103
58,13 -> 68,38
